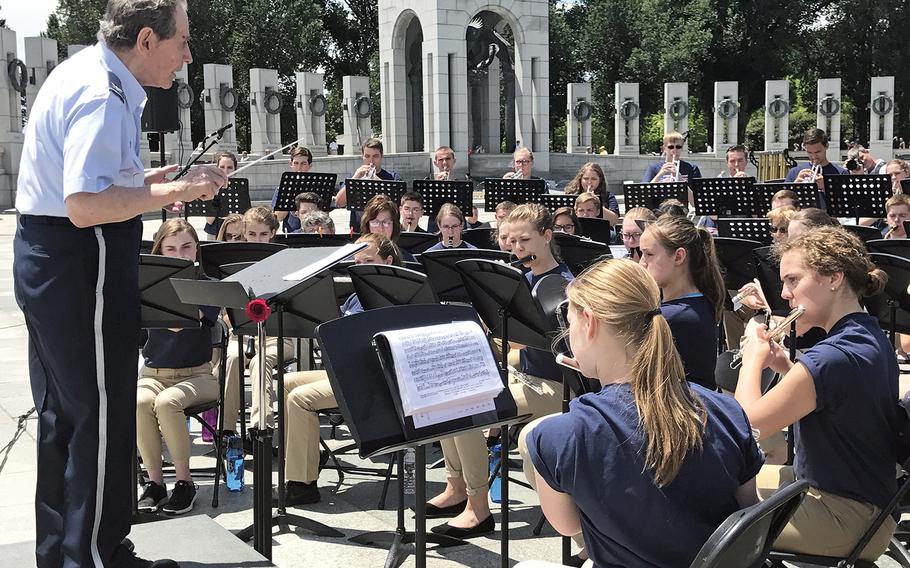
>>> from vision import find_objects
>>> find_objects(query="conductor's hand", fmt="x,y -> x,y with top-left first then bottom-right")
172,165 -> 225,203
145,164 -> 179,185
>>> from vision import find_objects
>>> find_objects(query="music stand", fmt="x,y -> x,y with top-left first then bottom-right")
752,182 -> 819,212
536,193 -> 577,211
902,179 -> 910,195
316,304 -> 524,568
348,264 -> 438,309
552,233 -> 611,275
418,248 -> 511,303
690,177 -> 755,217
412,179 -> 474,219
462,227 -> 496,249
397,232 -> 439,255
184,178 -> 251,218
198,241 -> 286,279
712,238 -> 763,308
272,172 -> 338,212
866,253 -> 910,343
345,178 -> 408,211
715,218 -> 772,245
483,178 -> 547,211
274,233 -> 355,248
843,224 -> 884,243
576,217 -> 612,244
622,182 -> 688,212
823,174 -> 891,223
171,246 -> 364,558
752,246 -> 790,317
867,239 -> 910,260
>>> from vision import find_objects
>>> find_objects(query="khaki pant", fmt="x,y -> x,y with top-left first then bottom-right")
136,363 -> 219,471
758,465 -> 895,561
283,370 -> 337,483
440,370 -> 562,496
221,336 -> 294,430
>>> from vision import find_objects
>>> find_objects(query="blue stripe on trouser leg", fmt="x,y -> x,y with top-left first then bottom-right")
14,217 -> 141,568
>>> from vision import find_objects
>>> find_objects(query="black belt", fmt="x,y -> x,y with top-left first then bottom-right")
19,214 -> 76,227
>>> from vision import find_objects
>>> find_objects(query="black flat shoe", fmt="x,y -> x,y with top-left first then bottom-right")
419,499 -> 467,519
430,514 -> 495,539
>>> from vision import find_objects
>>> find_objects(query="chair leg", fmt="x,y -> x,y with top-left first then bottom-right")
377,453 -> 397,510
888,535 -> 910,568
532,511 -> 547,536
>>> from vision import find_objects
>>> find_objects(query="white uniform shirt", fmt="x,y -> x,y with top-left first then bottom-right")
16,42 -> 147,217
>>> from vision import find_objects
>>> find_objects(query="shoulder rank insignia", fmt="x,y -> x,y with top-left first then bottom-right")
107,71 -> 125,104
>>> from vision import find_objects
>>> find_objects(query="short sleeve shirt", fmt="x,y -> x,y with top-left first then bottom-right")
520,264 -> 574,381
661,295 -> 718,389
642,160 -> 702,183
17,43 -> 148,217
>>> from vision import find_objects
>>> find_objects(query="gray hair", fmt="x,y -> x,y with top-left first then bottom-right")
98,0 -> 185,52
301,211 -> 335,233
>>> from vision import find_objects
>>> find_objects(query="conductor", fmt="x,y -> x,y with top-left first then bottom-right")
13,1 -> 225,567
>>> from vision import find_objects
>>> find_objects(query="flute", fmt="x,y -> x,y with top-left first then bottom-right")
730,305 -> 805,369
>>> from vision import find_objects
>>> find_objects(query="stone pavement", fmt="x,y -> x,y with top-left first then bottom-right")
0,212 -> 903,567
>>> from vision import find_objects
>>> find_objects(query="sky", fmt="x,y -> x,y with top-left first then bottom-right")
4,0 -> 59,59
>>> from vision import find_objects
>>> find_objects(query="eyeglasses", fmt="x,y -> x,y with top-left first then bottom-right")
666,144 -> 684,150
554,223 -> 575,232
368,219 -> 394,228
401,206 -> 422,214
515,159 -> 532,165
621,232 -> 642,240
223,233 -> 242,241
769,227 -> 788,234
440,224 -> 462,231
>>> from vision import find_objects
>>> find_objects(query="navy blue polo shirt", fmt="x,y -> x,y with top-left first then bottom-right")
347,168 -> 402,229
142,304 -> 220,369
661,294 -> 717,390
527,382 -> 764,568
642,160 -> 702,183
340,293 -> 364,316
795,312 -> 900,509
520,263 -> 574,381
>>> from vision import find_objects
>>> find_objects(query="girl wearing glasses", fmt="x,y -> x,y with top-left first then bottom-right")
360,194 -> 418,261
552,207 -> 580,236
620,207 -> 656,262
426,203 -> 477,251
767,206 -> 797,243
638,216 -> 724,390
643,131 -> 703,184
564,162 -> 620,224
215,213 -> 244,242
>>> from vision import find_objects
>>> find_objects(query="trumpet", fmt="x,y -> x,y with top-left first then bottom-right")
510,168 -> 523,179
672,158 -> 681,182
730,305 -> 805,369
365,165 -> 376,180
440,170 -> 450,181
808,163 -> 822,183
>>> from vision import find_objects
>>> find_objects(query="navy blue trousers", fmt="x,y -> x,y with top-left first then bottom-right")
14,215 -> 141,568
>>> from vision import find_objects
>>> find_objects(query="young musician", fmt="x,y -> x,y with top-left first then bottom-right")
563,162 -> 620,224
767,206 -> 797,243
639,216 -> 725,390
466,205 -> 489,229
432,145 -> 458,180
282,234 -> 402,504
399,191 -> 426,233
787,207 -> 839,240
719,144 -> 749,178
553,207 -> 579,236
785,129 -> 848,202
886,158 -> 909,194
573,193 -> 600,219
643,131 -> 702,183
771,189 -> 799,210
425,203 -> 569,538
271,146 -> 313,233
495,217 -> 512,251
495,200 -> 518,226
520,260 -> 763,568
335,138 -> 402,231
426,203 -> 477,251
883,193 -> 910,239
137,220 -> 220,515
620,207 -> 656,261
736,227 -> 900,560
293,191 -> 322,218
501,147 -> 538,181
298,211 -> 335,235
216,213 -> 244,241
360,194 -> 417,262
204,151 -> 237,239
242,205 -> 279,243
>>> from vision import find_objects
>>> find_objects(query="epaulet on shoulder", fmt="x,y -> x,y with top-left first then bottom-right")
107,71 -> 125,104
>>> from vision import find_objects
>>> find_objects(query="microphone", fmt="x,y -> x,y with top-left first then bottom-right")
213,123 -> 233,138
510,254 -> 536,266
244,336 -> 256,359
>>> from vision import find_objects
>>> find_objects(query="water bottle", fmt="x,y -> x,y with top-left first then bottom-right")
225,435 -> 245,492
489,444 -> 502,503
403,448 -> 416,495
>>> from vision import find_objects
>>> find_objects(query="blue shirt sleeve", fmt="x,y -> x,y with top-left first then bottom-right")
526,413 -> 581,494
63,94 -> 129,198
270,187 -> 280,209
784,165 -> 800,182
642,163 -> 660,183
690,163 -> 702,178
605,192 -> 620,216
797,343 -> 849,412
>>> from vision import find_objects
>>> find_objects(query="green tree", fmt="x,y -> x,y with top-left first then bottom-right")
549,0 -> 586,151
45,0 -> 106,60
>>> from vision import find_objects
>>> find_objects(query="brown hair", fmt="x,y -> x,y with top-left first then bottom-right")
566,259 -> 706,486
790,207 -> 838,229
645,216 -> 725,321
495,200 -> 517,214
564,162 -> 607,196
214,151 -> 237,169
574,193 -> 601,209
508,203 -> 560,261
362,138 -> 384,155
294,191 -> 322,210
771,189 -> 798,207
803,128 -> 829,147
777,226 -> 887,297
242,206 -> 279,233
290,146 -> 313,163
216,213 -> 244,241
553,206 -> 581,235
360,194 -> 401,240
624,207 -> 657,222
435,203 -> 466,227
151,218 -> 203,276
355,233 -> 402,266
886,193 -> 910,213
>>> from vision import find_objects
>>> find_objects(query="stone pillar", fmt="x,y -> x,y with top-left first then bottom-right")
295,72 -> 327,157
484,59 -> 501,154
614,82 -> 640,155
24,37 -> 57,114
337,75 -> 370,155
163,65 -> 192,162
764,80 -> 790,152
816,78 -> 842,163
67,44 -> 87,58
0,28 -> 24,207
663,82 -> 689,152
202,63 -> 238,154
713,81 -> 739,157
869,76 -> 895,160
249,68 -> 282,155
566,82 -> 592,153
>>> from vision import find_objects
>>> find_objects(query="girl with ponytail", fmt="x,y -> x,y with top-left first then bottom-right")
639,215 -> 724,389
520,259 -> 763,568
736,226 -> 900,560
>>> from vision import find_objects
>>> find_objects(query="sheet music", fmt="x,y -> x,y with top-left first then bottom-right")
282,243 -> 366,281
381,321 -> 503,419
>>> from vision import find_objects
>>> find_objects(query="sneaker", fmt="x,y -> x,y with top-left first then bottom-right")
162,480 -> 197,515
137,481 -> 167,513
285,480 -> 320,506
111,542 -> 179,568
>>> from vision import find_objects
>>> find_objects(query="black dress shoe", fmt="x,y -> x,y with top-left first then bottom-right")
430,514 -> 495,539
419,499 -> 467,519
566,553 -> 587,567
285,480 -> 320,506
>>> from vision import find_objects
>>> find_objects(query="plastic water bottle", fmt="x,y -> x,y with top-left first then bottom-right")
225,435 -> 245,492
489,444 -> 502,503
403,449 -> 416,495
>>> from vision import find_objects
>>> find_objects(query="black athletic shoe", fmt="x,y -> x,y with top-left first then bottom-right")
162,480 -> 197,515
137,481 -> 167,513
111,542 -> 180,568
285,480 -> 320,506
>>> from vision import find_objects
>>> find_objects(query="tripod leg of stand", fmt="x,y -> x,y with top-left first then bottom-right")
415,445 -> 427,568
378,453 -> 396,510
532,511 -> 546,536
500,426 -> 510,568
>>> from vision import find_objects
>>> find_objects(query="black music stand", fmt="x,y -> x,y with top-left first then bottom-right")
171,246 -> 363,558
622,182 -> 688,212
867,239 -> 910,260
844,224 -> 884,243
866,253 -> 910,343
412,179 -> 474,218
536,193 -> 577,211
274,233 -> 355,248
713,238 -> 763,306
824,174 -> 891,223
902,179 -> 910,195
316,304 -> 524,568
552,232 -> 611,275
398,232 -> 439,255
752,246 -> 790,317
752,182 -> 819,213
483,178 -> 548,211
345,178 -> 409,211
462,227 -> 496,249
198,241 -> 286,279
348,264 -> 438,309
690,177 -> 755,217
576,217 -> 612,244
272,172 -> 338,212
184,178 -> 251,218
715,218 -> 772,245
418,249 -> 511,303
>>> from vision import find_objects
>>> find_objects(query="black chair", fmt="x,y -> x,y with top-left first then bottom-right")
843,224 -> 883,243
714,351 -> 777,394
689,480 -> 809,568
867,238 -> 910,260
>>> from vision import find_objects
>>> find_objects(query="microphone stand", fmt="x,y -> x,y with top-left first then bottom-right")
168,124 -> 232,215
